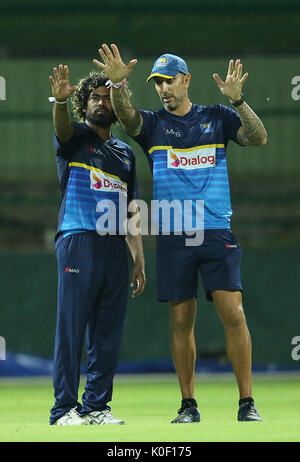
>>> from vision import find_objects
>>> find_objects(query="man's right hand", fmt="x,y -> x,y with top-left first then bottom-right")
49,64 -> 78,102
93,43 -> 137,83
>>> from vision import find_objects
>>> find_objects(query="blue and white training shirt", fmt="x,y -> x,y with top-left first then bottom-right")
55,122 -> 138,246
133,104 -> 242,232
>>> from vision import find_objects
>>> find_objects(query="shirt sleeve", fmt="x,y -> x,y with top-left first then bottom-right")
219,104 -> 242,145
132,110 -> 156,152
54,121 -> 84,159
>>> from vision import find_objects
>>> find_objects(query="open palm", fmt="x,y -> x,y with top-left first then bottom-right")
213,59 -> 248,101
93,43 -> 137,83
49,64 -> 77,102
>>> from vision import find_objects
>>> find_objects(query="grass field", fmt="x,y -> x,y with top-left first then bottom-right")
0,373 -> 299,443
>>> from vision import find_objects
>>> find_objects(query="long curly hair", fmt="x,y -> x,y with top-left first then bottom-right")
71,70 -> 117,123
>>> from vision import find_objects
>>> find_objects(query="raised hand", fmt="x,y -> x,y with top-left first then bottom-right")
49,64 -> 78,102
213,59 -> 248,102
93,43 -> 137,83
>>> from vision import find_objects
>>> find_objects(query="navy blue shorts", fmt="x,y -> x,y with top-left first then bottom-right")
156,229 -> 243,302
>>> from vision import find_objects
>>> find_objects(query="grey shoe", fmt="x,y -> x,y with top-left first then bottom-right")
82,409 -> 125,425
53,408 -> 89,426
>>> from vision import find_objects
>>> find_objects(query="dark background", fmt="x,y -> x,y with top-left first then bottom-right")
0,0 -> 299,372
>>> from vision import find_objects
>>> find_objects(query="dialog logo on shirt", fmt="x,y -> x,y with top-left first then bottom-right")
90,170 -> 127,195
167,147 -> 216,170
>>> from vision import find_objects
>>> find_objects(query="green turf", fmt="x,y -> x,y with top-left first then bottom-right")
0,373 -> 299,442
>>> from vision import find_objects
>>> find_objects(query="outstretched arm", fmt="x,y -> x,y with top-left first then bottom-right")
49,64 -> 78,144
93,43 -> 143,137
213,59 -> 267,146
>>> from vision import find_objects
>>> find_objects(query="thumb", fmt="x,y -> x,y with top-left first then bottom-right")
127,59 -> 138,71
212,73 -> 224,87
70,85 -> 78,94
130,273 -> 136,287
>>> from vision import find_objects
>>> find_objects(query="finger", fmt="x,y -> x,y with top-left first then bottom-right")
240,72 -> 248,85
111,43 -> 121,59
132,275 -> 146,297
49,75 -> 55,88
233,59 -> 241,78
139,275 -> 146,294
227,59 -> 234,76
63,65 -> 69,80
53,67 -> 59,82
128,59 -> 138,70
138,276 -> 146,296
130,275 -> 136,288
70,85 -> 78,94
237,63 -> 243,80
58,64 -> 64,77
93,59 -> 105,69
212,73 -> 225,87
131,277 -> 139,297
102,43 -> 114,61
99,47 -> 109,63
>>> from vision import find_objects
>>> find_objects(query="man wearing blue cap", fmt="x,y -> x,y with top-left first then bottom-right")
94,44 -> 267,423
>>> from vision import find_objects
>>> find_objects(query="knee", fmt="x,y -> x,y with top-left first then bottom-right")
222,303 -> 246,330
171,310 -> 195,335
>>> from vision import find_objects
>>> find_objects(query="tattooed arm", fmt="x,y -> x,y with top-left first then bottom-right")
93,43 -> 143,136
213,59 -> 267,146
111,85 -> 143,137
235,102 -> 267,146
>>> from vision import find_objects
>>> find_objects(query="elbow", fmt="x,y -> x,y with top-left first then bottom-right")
261,128 -> 268,145
255,133 -> 267,146
260,136 -> 267,145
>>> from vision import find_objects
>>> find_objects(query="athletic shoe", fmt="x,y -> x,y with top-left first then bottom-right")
82,409 -> 125,425
238,400 -> 263,422
170,402 -> 201,424
53,407 -> 89,426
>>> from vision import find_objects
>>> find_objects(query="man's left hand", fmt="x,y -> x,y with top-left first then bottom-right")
213,59 -> 248,102
93,43 -> 137,84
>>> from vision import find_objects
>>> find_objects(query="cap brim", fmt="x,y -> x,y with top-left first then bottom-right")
146,72 -> 176,82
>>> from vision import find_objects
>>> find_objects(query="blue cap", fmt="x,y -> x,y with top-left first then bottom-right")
147,54 -> 189,82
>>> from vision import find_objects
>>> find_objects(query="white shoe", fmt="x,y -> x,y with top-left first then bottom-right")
82,409 -> 125,425
53,407 -> 89,426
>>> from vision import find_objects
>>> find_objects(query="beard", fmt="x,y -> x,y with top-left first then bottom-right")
162,100 -> 177,111
85,107 -> 117,128
161,95 -> 180,112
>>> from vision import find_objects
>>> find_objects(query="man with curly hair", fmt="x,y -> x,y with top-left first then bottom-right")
48,65 -> 146,426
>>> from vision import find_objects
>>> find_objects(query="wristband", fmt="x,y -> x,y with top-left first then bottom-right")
48,96 -> 68,104
105,79 -> 126,89
229,93 -> 244,107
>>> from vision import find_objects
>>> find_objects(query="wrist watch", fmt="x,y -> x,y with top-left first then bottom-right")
229,93 -> 244,107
